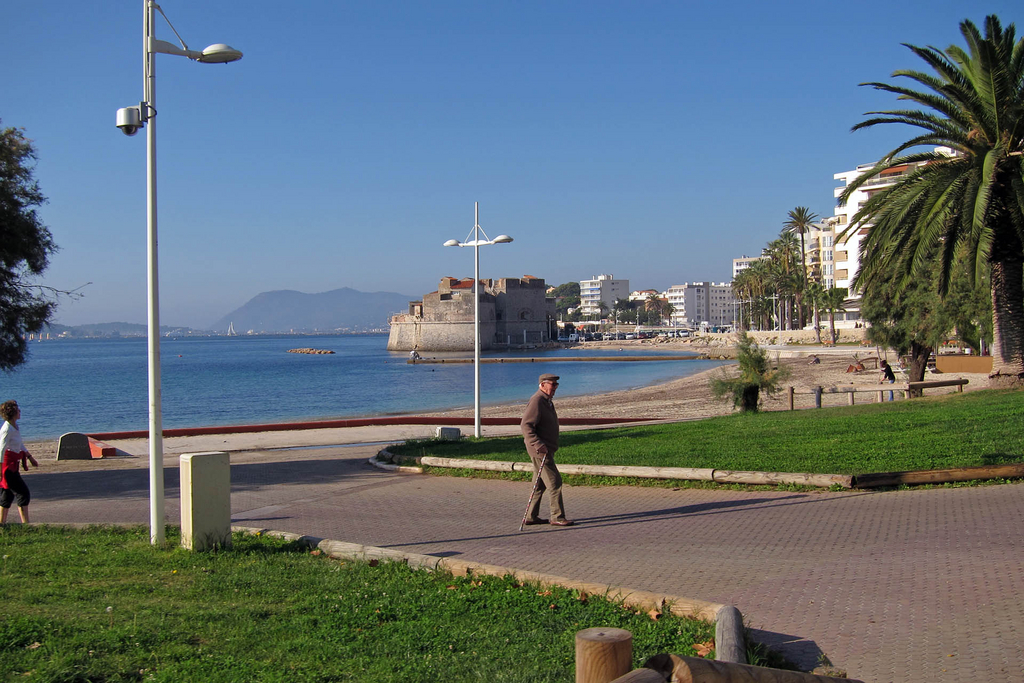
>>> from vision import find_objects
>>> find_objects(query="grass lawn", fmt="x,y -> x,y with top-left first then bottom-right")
0,526 -> 714,682
390,389 -> 1024,476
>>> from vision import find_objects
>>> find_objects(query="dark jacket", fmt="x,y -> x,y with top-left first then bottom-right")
521,390 -> 559,459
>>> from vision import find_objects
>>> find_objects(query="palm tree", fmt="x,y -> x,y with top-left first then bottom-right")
838,16 -> 1024,383
783,207 -> 818,327
804,282 -> 826,344
645,292 -> 668,325
821,287 -> 848,344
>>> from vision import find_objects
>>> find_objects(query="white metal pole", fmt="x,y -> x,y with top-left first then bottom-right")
144,0 -> 165,545
473,202 -> 481,438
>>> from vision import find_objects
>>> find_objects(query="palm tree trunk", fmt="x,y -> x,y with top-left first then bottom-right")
989,258 -> 1024,385
798,231 -> 807,328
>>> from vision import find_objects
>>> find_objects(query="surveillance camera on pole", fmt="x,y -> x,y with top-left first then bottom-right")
115,105 -> 144,136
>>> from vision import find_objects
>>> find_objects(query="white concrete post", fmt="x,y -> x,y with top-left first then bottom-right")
180,451 -> 232,551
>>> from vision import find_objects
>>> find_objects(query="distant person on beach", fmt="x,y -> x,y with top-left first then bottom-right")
879,360 -> 896,401
520,373 -> 573,527
0,400 -> 38,524
807,355 -> 820,365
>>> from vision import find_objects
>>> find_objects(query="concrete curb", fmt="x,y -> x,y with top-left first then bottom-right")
370,449 -> 854,489
232,525 -> 745,663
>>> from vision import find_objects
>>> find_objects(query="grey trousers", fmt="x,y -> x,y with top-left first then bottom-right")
527,452 -> 566,522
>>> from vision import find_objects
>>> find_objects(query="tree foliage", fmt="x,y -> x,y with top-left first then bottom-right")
709,332 -> 790,412
861,244 -> 991,384
839,15 -> 1024,382
0,123 -> 58,371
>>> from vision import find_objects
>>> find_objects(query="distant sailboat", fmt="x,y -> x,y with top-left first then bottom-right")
227,322 -> 237,336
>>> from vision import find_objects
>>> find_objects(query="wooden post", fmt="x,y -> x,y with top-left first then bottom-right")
643,654 -> 864,682
847,391 -> 855,406
576,628 -> 632,683
876,390 -> 883,403
813,386 -> 822,409
715,606 -> 746,664
788,386 -> 794,411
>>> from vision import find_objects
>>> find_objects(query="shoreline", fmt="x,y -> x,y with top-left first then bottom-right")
25,340 -> 993,458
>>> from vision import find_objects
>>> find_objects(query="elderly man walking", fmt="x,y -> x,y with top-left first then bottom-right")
520,373 -> 574,527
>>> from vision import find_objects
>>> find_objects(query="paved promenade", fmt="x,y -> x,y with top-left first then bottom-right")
24,428 -> 1024,683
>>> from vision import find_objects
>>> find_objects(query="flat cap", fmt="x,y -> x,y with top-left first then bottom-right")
539,373 -> 560,383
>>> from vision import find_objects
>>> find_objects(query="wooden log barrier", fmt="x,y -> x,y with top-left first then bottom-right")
640,654 -> 863,682
576,627 -> 633,683
609,669 -> 665,682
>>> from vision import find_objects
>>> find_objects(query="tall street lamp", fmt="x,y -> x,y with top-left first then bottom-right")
116,1 -> 242,545
444,202 -> 513,438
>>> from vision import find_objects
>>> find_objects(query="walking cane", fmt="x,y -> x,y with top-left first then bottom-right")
519,451 -> 550,531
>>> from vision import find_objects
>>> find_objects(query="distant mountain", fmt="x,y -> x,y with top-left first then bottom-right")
209,287 -> 415,333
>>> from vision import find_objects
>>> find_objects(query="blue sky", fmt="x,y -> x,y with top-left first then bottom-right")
5,1 -> 1019,328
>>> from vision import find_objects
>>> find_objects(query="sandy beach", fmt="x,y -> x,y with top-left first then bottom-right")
432,337 -> 991,421
24,334 -> 992,461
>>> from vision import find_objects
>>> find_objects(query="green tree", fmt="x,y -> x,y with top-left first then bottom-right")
860,244 -> 992,388
551,282 -> 581,317
839,16 -> 1024,384
0,123 -> 58,371
821,287 -> 848,344
783,206 -> 819,327
613,298 -> 633,325
804,282 -> 826,344
709,332 -> 790,412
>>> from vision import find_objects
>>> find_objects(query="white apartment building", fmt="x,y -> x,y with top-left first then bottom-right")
800,219 -> 839,290
831,147 -> 955,294
579,274 -> 630,318
665,282 -> 736,329
732,255 -> 761,279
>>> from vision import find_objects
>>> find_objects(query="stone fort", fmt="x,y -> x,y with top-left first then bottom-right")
387,275 -> 557,351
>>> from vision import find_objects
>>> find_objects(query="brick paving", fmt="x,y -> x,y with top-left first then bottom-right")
25,444 -> 1024,682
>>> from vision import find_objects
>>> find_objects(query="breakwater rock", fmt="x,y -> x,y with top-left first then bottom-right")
287,348 -> 335,355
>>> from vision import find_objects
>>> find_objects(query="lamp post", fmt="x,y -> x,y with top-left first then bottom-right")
116,1 -> 242,545
444,202 -> 513,438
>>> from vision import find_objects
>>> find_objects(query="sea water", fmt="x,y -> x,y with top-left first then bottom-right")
0,335 -> 728,438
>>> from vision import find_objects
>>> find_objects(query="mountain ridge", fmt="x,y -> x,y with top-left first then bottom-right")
209,286 -> 415,333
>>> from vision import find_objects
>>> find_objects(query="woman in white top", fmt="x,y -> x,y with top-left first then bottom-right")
0,400 -> 38,523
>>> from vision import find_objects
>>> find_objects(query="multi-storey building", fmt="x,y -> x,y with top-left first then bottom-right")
732,256 -> 761,279
665,282 -> 736,329
578,274 -> 629,318
800,219 -> 838,290
831,147 -> 955,294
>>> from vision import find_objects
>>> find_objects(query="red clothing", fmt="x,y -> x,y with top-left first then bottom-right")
0,449 -> 27,489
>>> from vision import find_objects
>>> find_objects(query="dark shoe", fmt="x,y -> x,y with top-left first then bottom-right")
550,519 -> 575,527
523,518 -> 548,526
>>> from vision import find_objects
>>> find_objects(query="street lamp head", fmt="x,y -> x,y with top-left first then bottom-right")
443,239 -> 461,247
492,234 -> 513,244
197,43 -> 243,63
